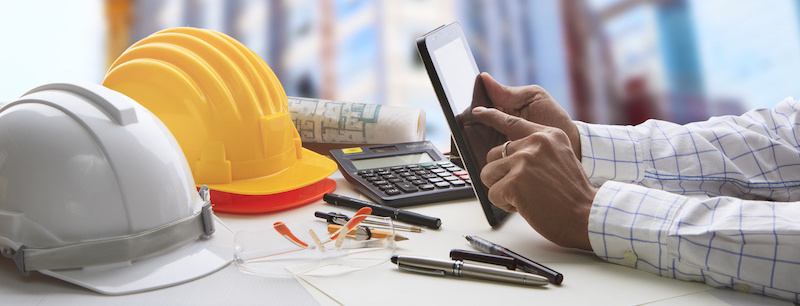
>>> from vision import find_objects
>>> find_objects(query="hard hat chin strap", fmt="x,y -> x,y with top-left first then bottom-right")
3,203 -> 216,276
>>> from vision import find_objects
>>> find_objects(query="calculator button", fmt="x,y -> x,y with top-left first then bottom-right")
437,162 -> 453,167
437,172 -> 453,177
452,170 -> 468,176
450,180 -> 466,186
419,162 -> 434,167
434,182 -> 451,188
430,168 -> 445,173
422,174 -> 438,179
444,176 -> 460,181
390,166 -> 404,170
388,178 -> 404,183
377,170 -> 391,175
384,189 -> 401,196
399,172 -> 414,177
362,173 -> 377,178
373,180 -> 389,186
427,177 -> 443,183
414,170 -> 430,175
466,180 -> 472,185
422,163 -> 437,169
376,168 -> 388,172
365,176 -> 380,182
382,174 -> 398,180
458,174 -> 470,180
444,167 -> 459,172
419,184 -> 435,190
379,185 -> 394,190
408,166 -> 423,171
410,180 -> 427,185
405,176 -> 420,181
395,183 -> 418,193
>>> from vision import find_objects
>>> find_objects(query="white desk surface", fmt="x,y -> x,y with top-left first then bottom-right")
0,171 -> 794,306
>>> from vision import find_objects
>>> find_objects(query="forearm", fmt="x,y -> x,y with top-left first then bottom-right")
577,98 -> 800,201
589,181 -> 800,302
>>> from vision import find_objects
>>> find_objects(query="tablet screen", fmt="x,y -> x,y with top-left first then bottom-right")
417,22 -> 510,226
433,38 -> 475,114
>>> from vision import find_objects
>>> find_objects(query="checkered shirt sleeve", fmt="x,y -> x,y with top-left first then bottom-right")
576,98 -> 800,302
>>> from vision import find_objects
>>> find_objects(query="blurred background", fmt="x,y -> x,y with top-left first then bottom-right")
2,0 -> 800,149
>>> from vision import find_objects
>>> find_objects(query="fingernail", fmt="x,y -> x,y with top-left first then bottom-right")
473,106 -> 485,113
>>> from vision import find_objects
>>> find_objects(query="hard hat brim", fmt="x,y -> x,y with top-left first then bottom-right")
38,216 -> 233,295
210,177 -> 336,214
202,147 -> 337,195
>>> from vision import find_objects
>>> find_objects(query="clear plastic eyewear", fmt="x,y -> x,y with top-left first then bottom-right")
234,208 -> 396,277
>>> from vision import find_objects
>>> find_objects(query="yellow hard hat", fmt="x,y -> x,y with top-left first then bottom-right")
103,28 -> 336,211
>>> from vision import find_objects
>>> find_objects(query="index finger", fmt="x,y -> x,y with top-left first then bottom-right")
472,107 -> 542,140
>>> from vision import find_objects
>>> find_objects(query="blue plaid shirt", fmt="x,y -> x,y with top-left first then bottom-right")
577,98 -> 800,302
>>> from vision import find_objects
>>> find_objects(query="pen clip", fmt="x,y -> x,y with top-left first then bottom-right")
397,263 -> 445,276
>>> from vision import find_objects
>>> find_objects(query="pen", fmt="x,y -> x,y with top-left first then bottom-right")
464,235 -> 563,284
314,211 -> 424,232
323,193 -> 442,229
326,224 -> 409,241
391,255 -> 548,287
449,249 -> 516,270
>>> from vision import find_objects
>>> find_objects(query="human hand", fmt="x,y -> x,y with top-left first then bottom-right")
472,106 -> 595,250
480,73 -> 581,159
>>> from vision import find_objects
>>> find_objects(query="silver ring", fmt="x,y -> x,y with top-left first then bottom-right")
501,140 -> 511,158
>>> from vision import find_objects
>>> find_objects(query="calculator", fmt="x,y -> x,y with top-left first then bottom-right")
330,141 -> 475,207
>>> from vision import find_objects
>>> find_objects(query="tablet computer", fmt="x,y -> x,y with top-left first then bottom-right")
416,22 -> 510,227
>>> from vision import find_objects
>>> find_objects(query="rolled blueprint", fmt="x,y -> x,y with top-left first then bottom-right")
288,96 -> 426,144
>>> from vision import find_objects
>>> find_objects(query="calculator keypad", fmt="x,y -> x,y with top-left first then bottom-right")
357,162 -> 471,196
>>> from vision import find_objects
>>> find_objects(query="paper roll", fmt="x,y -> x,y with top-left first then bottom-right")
288,96 -> 426,144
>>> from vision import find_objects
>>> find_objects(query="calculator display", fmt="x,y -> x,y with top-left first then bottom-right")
350,152 -> 434,170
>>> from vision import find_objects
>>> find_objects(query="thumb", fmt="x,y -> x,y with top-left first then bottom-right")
472,106 -> 543,140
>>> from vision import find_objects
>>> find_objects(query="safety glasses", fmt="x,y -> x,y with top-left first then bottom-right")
233,207 -> 396,277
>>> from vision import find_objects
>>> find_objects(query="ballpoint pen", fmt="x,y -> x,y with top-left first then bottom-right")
465,235 -> 563,284
314,211 -> 424,232
323,193 -> 441,229
391,255 -> 548,287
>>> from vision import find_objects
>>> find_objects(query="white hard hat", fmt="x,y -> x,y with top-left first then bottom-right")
0,82 -> 233,295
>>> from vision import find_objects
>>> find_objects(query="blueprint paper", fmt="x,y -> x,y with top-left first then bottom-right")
288,96 -> 425,144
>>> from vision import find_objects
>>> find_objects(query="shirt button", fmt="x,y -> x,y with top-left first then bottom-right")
623,251 -> 638,265
734,283 -> 750,293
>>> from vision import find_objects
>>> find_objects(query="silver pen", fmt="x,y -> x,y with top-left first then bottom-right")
391,255 -> 548,287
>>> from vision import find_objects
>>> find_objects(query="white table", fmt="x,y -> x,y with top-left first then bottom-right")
0,171 -> 792,306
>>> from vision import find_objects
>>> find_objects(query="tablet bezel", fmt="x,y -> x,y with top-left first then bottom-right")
416,22 -> 510,227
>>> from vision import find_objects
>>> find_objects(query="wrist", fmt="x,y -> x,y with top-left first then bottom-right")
568,122 -> 581,161
575,184 -> 596,251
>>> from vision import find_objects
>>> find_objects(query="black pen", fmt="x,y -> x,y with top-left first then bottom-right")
322,193 -> 442,229
464,235 -> 563,284
449,249 -> 517,270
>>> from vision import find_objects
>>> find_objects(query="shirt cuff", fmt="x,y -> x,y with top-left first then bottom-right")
575,121 -> 646,185
587,181 -> 687,276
